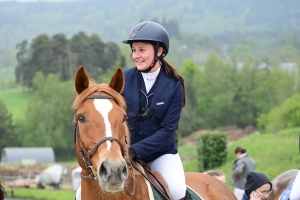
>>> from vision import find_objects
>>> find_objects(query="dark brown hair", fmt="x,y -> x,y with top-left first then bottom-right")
235,146 -> 246,154
160,58 -> 186,107
206,170 -> 224,177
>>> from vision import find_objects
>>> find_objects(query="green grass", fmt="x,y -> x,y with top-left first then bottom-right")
0,87 -> 30,122
4,188 -> 76,200
179,128 -> 300,190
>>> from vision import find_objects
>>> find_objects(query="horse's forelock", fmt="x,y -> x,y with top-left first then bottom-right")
72,81 -> 126,111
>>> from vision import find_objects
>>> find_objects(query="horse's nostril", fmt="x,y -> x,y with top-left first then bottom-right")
120,163 -> 128,181
99,162 -> 109,181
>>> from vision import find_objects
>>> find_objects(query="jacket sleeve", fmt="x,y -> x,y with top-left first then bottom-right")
232,159 -> 246,176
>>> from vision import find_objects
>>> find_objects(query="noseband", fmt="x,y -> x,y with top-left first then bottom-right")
74,94 -> 135,196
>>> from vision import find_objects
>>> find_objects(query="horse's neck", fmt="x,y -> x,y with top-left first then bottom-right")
81,172 -> 151,200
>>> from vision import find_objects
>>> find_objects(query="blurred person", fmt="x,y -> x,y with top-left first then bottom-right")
241,172 -> 272,200
205,170 -> 226,184
231,146 -> 256,200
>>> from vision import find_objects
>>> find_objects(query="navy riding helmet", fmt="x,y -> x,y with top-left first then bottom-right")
122,21 -> 170,56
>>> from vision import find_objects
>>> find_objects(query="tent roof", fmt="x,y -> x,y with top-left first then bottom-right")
1,147 -> 55,163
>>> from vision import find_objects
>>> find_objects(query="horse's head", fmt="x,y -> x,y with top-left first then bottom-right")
72,66 -> 130,193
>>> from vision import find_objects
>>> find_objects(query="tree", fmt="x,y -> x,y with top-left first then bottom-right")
103,42 -> 121,73
16,73 -> 75,159
51,34 -> 71,81
257,93 -> 300,133
0,100 -> 18,150
196,52 -> 235,128
178,59 -> 202,137
15,40 -> 31,87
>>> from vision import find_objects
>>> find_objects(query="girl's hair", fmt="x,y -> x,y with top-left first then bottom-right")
161,58 -> 186,107
205,170 -> 224,177
235,146 -> 246,154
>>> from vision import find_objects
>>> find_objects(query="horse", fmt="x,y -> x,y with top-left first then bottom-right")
72,66 -> 237,200
268,169 -> 299,200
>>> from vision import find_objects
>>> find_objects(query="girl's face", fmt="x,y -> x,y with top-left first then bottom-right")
131,42 -> 162,71
254,183 -> 272,200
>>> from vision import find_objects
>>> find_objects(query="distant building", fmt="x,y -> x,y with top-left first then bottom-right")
1,147 -> 55,164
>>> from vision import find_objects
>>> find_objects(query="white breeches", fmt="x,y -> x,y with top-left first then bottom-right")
148,153 -> 186,200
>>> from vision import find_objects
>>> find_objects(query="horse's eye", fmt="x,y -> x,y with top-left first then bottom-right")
77,114 -> 86,123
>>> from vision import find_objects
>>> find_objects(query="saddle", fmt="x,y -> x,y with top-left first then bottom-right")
131,161 -> 172,200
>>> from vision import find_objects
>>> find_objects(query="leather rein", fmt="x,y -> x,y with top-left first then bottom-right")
73,94 -> 135,196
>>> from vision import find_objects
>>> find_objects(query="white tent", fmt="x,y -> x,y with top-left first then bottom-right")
1,147 -> 55,164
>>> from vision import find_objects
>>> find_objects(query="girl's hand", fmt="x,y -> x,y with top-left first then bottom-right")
250,191 -> 261,200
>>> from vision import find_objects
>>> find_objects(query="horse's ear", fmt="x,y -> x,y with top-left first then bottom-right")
109,68 -> 124,93
75,66 -> 89,94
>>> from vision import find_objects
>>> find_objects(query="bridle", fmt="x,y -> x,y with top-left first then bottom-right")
73,94 -> 135,196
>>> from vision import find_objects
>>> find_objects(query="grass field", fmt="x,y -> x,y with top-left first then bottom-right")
4,187 -> 76,200
179,128 -> 300,190
0,87 -> 30,122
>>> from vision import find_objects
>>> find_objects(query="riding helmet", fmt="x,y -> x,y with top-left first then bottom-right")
122,21 -> 169,55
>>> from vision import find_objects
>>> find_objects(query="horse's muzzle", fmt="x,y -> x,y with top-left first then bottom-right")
98,159 -> 128,192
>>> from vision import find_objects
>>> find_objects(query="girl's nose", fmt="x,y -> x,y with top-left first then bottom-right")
132,52 -> 140,60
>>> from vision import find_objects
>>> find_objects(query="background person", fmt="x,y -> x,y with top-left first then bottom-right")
241,172 -> 272,200
122,21 -> 189,200
231,146 -> 256,200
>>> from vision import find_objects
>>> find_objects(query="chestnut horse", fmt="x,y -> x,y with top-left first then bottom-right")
268,169 -> 299,200
72,66 -> 237,200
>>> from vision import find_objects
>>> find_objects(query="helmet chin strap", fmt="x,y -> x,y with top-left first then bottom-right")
139,42 -> 160,73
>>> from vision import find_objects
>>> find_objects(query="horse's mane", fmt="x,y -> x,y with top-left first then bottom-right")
72,80 -> 127,111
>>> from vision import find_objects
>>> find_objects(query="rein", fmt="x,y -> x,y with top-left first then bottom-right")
74,94 -> 135,196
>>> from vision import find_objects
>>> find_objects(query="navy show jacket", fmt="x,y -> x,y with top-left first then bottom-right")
122,67 -> 184,163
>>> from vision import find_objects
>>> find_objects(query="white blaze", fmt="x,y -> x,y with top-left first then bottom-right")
93,99 -> 113,151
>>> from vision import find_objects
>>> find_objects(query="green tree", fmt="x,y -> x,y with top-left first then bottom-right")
30,34 -> 54,77
15,40 -> 31,87
257,93 -> 300,133
178,59 -> 202,137
0,100 -> 18,150
196,52 -> 234,128
51,34 -> 71,81
103,41 -> 121,73
16,73 -> 74,159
